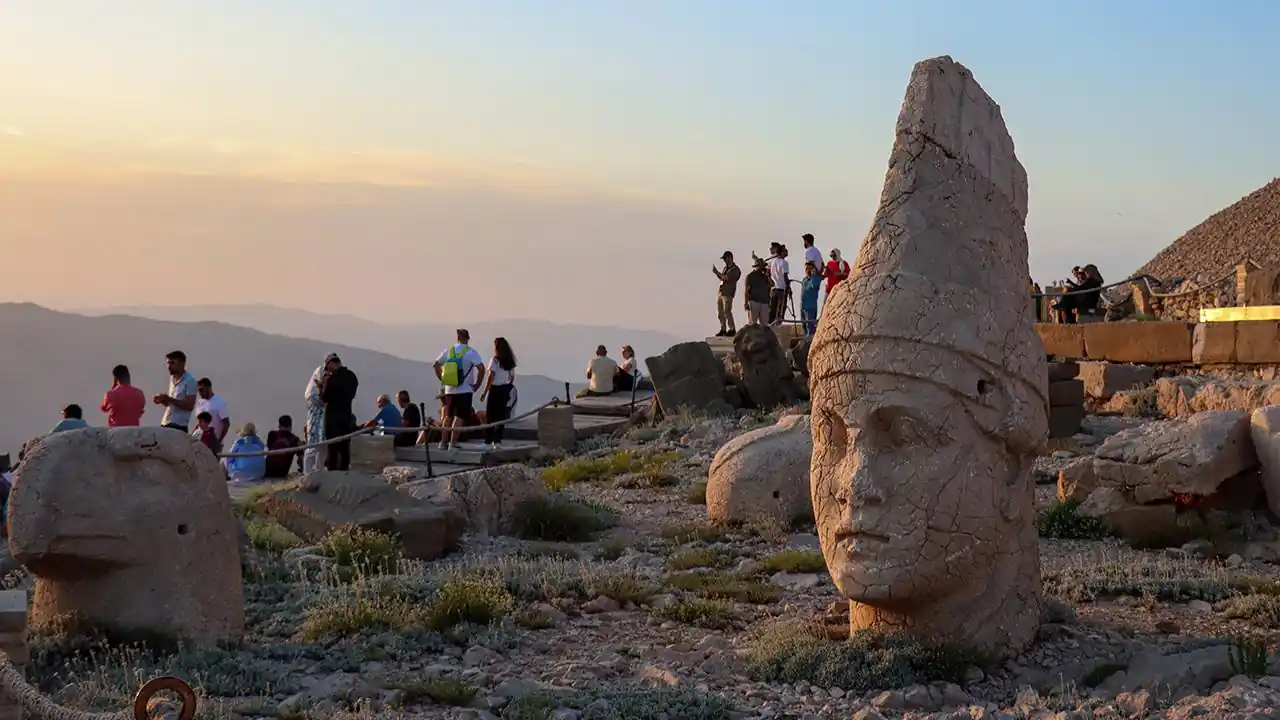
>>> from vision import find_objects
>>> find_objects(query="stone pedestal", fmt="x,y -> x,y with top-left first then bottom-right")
537,405 -> 576,451
0,590 -> 27,720
1048,362 -> 1084,439
350,435 -> 396,474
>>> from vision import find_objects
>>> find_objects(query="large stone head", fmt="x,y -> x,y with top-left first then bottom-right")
9,427 -> 244,644
808,56 -> 1048,653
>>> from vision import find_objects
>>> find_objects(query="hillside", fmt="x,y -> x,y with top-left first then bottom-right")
0,304 -> 577,455
1135,178 -> 1280,283
73,304 -> 685,382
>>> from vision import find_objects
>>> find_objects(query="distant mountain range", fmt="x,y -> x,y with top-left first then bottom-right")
73,304 -> 686,382
0,303 -> 585,455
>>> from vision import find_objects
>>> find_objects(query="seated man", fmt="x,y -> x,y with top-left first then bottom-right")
265,415 -> 304,478
49,404 -> 90,434
582,345 -> 619,397
363,394 -> 403,433
394,391 -> 422,448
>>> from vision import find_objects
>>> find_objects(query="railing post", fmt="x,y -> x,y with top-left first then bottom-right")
418,402 -> 434,478
564,382 -> 571,404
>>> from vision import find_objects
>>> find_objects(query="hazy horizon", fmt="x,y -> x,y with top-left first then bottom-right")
3,1 -> 1278,338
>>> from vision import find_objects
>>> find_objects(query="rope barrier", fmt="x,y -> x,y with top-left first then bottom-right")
0,650 -> 195,719
215,399 -> 562,458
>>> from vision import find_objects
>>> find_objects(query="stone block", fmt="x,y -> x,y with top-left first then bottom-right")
1236,320 -> 1280,364
1192,322 -> 1237,364
537,405 -> 576,451
0,592 -> 25,633
1078,362 -> 1156,400
1048,379 -> 1084,407
1081,322 -> 1193,364
349,434 -> 396,475
1049,405 -> 1084,439
1036,324 -> 1085,358
1047,361 -> 1080,381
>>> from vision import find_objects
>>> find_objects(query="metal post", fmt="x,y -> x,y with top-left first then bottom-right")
564,382 -> 571,404
630,371 -> 638,408
419,402 -> 434,478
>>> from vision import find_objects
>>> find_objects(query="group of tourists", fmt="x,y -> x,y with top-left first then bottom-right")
712,233 -> 851,337
1032,264 -> 1107,324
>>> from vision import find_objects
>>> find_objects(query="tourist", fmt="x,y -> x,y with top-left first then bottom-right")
192,412 -> 219,455
49,404 -> 90,434
801,261 -> 822,336
303,358 -> 328,473
480,336 -> 518,448
712,251 -> 741,337
100,364 -> 146,427
224,423 -> 267,483
363,394 -> 403,433
767,245 -> 791,325
265,415 -> 303,478
320,354 -> 359,470
1053,265 -> 1105,323
154,350 -> 197,432
393,391 -> 422,448
195,378 -> 231,451
825,248 -> 850,298
744,257 -> 771,325
585,345 -> 618,397
802,234 -> 824,275
614,345 -> 642,391
433,329 -> 486,450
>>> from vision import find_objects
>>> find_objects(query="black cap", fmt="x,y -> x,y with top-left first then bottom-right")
721,250 -> 733,260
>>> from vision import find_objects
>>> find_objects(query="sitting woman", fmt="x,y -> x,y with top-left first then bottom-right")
1054,265 -> 1105,324
224,423 -> 268,483
614,345 -> 644,391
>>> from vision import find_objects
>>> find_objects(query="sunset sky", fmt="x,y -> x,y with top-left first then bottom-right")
1,0 -> 1277,338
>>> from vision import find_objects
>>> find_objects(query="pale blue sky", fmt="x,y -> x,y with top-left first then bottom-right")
0,1 -> 1276,332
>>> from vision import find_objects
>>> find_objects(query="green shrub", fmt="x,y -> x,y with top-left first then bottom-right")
652,599 -> 733,629
666,548 -> 732,571
388,676 -> 477,706
1224,594 -> 1280,629
298,589 -> 416,641
241,515 -> 303,553
511,496 -> 618,542
1044,557 -> 1242,603
593,575 -> 655,606
579,688 -> 730,720
685,482 -> 708,505
746,622 -> 987,693
660,523 -> 727,545
421,574 -> 515,631
518,543 -> 581,560
1036,501 -> 1106,540
755,549 -> 826,575
665,572 -> 782,604
318,524 -> 402,574
541,451 -> 679,491
1229,634 -> 1272,678
594,538 -> 627,562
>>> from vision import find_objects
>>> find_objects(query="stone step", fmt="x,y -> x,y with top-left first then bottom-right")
393,440 -> 539,466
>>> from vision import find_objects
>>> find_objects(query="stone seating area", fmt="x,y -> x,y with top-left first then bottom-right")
1038,319 -> 1280,365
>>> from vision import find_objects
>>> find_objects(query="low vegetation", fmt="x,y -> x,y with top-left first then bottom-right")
318,525 -> 403,574
666,548 -> 734,571
511,496 -> 619,542
665,571 -> 782,604
685,481 -> 708,505
1043,555 -> 1280,604
1036,500 -> 1107,540
541,450 -> 681,491
652,599 -> 734,629
754,549 -> 827,575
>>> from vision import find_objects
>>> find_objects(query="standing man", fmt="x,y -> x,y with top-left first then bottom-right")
767,245 -> 791,325
319,354 -> 359,471
195,378 -> 231,450
154,350 -> 197,432
265,415 -> 304,478
395,390 -> 423,448
433,329 -> 486,450
802,234 -> 824,276
712,251 -> 742,337
743,257 -> 772,325
100,364 -> 146,427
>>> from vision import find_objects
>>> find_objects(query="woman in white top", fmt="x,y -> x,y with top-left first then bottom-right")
479,336 -> 517,447
614,345 -> 643,391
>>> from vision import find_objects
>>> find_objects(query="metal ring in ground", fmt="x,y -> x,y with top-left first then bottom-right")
132,676 -> 197,720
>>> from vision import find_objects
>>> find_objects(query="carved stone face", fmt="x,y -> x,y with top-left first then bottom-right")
811,370 -> 1019,604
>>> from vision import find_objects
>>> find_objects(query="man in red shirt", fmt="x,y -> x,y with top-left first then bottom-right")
100,364 -> 146,427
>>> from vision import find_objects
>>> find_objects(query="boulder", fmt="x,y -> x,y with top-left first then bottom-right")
1251,406 -> 1280,518
707,414 -> 812,526
1093,411 -> 1257,503
1057,458 -> 1097,503
644,342 -> 734,416
790,336 -> 812,378
1156,376 -> 1280,418
399,463 -> 547,536
8,427 -> 245,645
1078,488 -> 1194,549
732,325 -> 804,409
258,470 -> 464,560
1077,362 -> 1155,401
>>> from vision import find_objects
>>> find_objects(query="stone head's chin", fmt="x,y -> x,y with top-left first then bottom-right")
830,547 -> 976,605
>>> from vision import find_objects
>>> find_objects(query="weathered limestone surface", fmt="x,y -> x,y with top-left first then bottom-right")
1078,362 -> 1155,401
1081,322 -> 1193,364
1251,406 -> 1280,518
732,325 -> 804,409
706,414 -> 812,526
644,342 -> 734,417
1092,411 -> 1256,503
1155,377 -> 1280,418
260,470 -> 465,560
1037,325 -> 1085,359
350,434 -> 397,475
1236,320 -> 1280,364
808,57 -> 1046,656
399,463 -> 547,536
1193,322 -> 1237,364
1057,457 -> 1097,503
8,427 -> 245,645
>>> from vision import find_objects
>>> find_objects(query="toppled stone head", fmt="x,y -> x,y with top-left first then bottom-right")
9,427 -> 245,645
808,56 -> 1048,656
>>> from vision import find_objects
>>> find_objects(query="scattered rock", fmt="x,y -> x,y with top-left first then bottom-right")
399,463 -> 547,536
706,413 -> 812,526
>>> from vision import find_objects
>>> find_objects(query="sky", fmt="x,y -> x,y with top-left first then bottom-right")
1,0 -> 1277,338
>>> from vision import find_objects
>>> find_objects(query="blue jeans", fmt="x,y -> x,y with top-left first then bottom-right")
802,305 -> 818,335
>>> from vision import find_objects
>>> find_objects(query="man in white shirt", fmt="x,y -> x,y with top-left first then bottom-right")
767,245 -> 791,325
195,377 -> 231,450
802,233 -> 824,273
586,345 -> 619,395
432,328 -> 486,450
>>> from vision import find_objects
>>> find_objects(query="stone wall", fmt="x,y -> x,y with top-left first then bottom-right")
0,590 -> 26,720
1037,320 -> 1280,365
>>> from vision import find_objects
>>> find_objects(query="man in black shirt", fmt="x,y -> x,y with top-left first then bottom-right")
395,390 -> 422,448
319,354 -> 359,471
265,415 -> 304,478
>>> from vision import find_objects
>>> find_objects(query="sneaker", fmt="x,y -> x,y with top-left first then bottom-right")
437,443 -> 450,451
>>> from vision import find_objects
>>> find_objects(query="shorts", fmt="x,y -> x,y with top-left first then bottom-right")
443,392 -> 474,419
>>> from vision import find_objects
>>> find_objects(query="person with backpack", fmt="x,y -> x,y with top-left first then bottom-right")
432,328 -> 486,450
